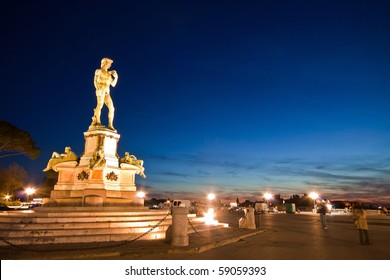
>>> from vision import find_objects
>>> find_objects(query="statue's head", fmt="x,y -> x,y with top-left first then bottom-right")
101,58 -> 113,68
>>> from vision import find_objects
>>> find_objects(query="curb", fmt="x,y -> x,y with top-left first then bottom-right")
168,230 -> 266,254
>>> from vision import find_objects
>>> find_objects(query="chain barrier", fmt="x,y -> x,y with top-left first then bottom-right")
187,216 -> 205,237
0,210 -> 171,253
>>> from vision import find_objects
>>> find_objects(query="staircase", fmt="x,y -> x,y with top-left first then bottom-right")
0,207 -> 227,246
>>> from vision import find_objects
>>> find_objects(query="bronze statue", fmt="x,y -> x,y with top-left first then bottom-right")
91,58 -> 118,130
120,152 -> 146,178
90,146 -> 106,168
43,146 -> 78,172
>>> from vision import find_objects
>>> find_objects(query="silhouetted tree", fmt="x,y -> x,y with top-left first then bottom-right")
0,120 -> 40,159
274,194 -> 282,204
0,163 -> 28,195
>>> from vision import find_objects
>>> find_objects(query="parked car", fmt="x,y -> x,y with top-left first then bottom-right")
0,203 -> 13,211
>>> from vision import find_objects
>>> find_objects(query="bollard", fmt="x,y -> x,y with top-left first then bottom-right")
255,212 -> 261,228
245,207 -> 256,229
239,207 -> 256,229
171,207 -> 189,247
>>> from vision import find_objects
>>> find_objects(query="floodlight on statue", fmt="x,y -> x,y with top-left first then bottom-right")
136,191 -> 145,199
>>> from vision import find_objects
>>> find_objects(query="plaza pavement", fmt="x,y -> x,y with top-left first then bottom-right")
1,211 -> 389,260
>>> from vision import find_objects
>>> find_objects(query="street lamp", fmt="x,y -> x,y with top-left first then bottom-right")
309,191 -> 319,213
4,194 -> 11,201
207,193 -> 216,208
263,193 -> 273,212
25,187 -> 35,203
207,193 -> 216,201
204,193 -> 218,225
136,191 -> 145,199
264,193 -> 272,203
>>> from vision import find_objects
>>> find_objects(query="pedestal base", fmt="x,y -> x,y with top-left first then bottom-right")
46,128 -> 144,208
45,189 -> 143,207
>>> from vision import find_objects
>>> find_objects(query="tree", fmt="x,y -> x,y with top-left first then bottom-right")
0,120 -> 40,159
0,163 -> 29,195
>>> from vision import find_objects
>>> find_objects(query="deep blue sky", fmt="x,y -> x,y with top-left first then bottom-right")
1,0 -> 390,203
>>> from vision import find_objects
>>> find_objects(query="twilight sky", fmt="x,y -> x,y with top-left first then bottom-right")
1,0 -> 390,203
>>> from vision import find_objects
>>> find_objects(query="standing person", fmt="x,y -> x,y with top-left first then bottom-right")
318,202 -> 328,229
91,58 -> 118,131
352,203 -> 372,245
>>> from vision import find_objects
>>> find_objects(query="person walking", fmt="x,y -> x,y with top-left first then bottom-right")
352,203 -> 372,245
318,202 -> 328,229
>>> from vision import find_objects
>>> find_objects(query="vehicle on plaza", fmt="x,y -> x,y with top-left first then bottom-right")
268,206 -> 278,213
0,203 -> 13,211
255,203 -> 268,213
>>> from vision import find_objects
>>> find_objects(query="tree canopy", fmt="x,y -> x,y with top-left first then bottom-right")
0,163 -> 28,195
0,120 -> 40,159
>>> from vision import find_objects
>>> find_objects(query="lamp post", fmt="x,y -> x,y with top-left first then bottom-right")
207,192 -> 216,207
25,187 -> 35,203
264,193 -> 273,212
309,192 -> 319,213
264,193 -> 272,204
207,193 -> 216,202
205,193 -> 217,225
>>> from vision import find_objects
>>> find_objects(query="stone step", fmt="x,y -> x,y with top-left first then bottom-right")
0,223 -> 171,238
0,219 -> 171,230
0,211 -> 196,222
0,230 -> 168,245
0,218 -> 207,236
0,222 -> 216,246
36,209 -> 171,217
0,211 -> 196,224
0,214 -> 173,224
0,208 -> 218,246
0,210 -> 172,218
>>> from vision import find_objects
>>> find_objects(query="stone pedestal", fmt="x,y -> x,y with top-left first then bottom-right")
170,207 -> 189,247
46,127 -> 144,207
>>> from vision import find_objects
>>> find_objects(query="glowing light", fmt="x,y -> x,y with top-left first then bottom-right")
207,193 -> 216,201
309,192 -> 319,200
25,188 -> 35,196
264,193 -> 273,200
326,203 -> 332,211
204,208 -> 218,225
4,194 -> 11,201
25,187 -> 36,203
136,191 -> 145,199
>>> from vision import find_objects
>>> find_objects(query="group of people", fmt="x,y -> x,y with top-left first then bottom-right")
318,201 -> 372,245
